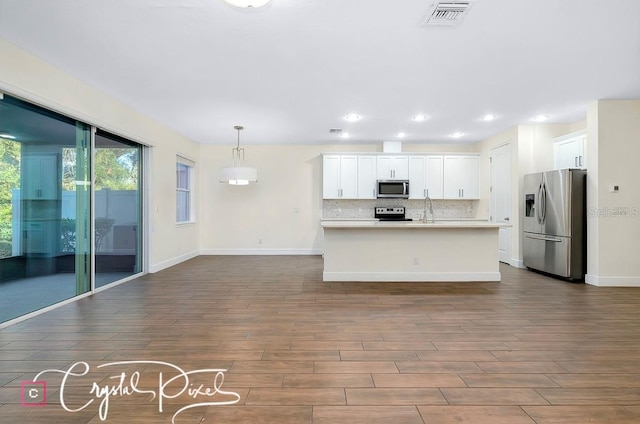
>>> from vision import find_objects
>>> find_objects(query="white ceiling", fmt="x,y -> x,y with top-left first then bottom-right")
1,0 -> 639,145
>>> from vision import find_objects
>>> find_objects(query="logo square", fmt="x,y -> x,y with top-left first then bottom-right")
20,381 -> 47,407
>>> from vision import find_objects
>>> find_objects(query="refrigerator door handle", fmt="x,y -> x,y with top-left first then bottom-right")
525,234 -> 562,243
536,184 -> 543,224
540,183 -> 547,224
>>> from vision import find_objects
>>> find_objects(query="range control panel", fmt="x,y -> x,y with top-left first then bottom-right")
375,207 -> 406,219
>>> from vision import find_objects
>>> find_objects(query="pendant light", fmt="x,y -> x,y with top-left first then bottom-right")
219,125 -> 258,185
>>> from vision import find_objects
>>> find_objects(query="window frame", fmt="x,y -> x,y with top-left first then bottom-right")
176,156 -> 195,224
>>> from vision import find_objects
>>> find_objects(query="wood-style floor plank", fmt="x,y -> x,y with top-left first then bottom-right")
1,256 -> 640,423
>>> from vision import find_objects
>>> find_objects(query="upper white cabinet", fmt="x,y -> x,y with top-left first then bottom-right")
443,155 -> 479,199
357,155 -> 377,199
377,156 -> 408,180
21,155 -> 59,200
408,156 -> 426,199
408,155 -> 444,199
554,130 -> 586,170
322,155 -> 358,199
323,153 -> 478,200
425,155 -> 444,199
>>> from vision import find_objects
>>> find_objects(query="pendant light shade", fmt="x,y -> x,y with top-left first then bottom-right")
219,125 -> 258,185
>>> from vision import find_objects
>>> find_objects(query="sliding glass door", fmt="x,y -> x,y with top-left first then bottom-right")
0,95 -> 91,322
94,130 -> 142,288
0,94 -> 144,324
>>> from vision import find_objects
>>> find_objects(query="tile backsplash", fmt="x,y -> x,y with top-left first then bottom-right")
323,199 -> 476,220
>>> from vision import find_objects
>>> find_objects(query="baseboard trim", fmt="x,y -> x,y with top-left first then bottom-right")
585,274 -> 640,287
200,249 -> 323,256
149,250 -> 199,273
509,259 -> 525,268
322,271 -> 501,282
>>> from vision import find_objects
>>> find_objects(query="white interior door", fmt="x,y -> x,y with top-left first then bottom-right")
490,143 -> 512,264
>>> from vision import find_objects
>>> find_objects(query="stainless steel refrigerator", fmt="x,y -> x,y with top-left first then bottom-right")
523,169 -> 586,280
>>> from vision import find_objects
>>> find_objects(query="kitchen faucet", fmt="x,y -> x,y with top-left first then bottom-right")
423,196 -> 434,224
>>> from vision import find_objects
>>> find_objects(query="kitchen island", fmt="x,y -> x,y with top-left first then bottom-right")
321,220 -> 506,282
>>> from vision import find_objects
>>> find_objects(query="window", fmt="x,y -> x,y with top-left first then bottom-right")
176,157 -> 194,223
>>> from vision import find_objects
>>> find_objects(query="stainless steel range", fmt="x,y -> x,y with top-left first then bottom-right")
374,206 -> 413,221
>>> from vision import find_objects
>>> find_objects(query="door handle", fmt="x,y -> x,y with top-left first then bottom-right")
525,234 -> 562,242
536,183 -> 543,224
541,183 -> 547,223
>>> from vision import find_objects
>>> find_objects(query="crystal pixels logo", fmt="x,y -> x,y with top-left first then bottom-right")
20,380 -> 47,406
22,361 -> 240,423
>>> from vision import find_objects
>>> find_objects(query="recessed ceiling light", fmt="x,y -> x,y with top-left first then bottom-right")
412,114 -> 428,122
341,132 -> 350,139
344,113 -> 361,122
449,132 -> 465,138
397,132 -> 406,138
531,114 -> 550,122
480,114 -> 496,121
0,133 -> 16,139
222,0 -> 271,7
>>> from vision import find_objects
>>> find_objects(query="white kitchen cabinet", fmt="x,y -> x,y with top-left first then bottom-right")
408,155 -> 444,199
554,131 -> 586,170
443,155 -> 479,199
357,155 -> 377,199
425,155 -> 444,199
408,156 -> 426,199
377,156 -> 408,180
323,155 -> 358,199
21,155 -> 59,200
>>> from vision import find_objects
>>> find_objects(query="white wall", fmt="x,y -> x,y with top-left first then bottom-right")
586,100 -> 640,286
0,39 -> 201,272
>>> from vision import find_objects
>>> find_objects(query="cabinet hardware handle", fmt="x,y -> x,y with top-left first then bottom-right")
579,155 -> 583,167
575,157 -> 578,167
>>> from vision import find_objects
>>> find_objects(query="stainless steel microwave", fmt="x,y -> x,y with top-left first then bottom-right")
377,180 -> 409,198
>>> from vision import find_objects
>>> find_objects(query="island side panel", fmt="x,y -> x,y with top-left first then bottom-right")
322,226 -> 500,282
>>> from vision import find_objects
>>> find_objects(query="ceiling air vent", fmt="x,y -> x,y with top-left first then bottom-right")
424,1 -> 475,26
329,128 -> 343,134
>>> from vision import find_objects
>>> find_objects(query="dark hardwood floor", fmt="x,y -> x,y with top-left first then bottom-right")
1,255 -> 640,423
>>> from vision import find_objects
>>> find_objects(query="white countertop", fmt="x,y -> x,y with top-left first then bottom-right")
321,220 -> 509,229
